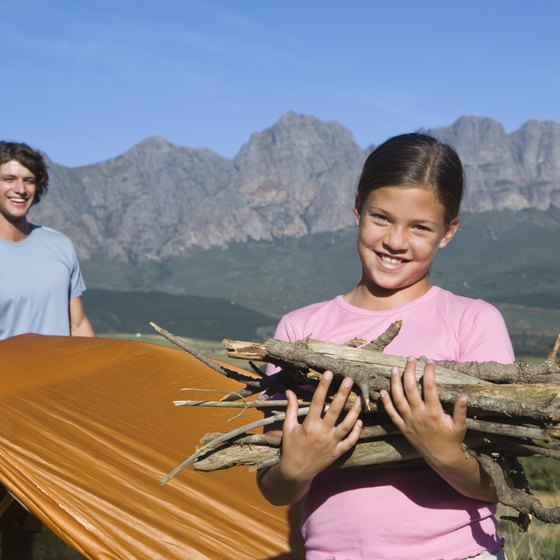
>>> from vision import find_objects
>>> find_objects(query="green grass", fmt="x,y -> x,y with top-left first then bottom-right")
500,458 -> 559,559
83,289 -> 278,342
500,503 -> 560,560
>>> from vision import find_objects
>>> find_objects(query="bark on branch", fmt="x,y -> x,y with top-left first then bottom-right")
154,322 -> 560,529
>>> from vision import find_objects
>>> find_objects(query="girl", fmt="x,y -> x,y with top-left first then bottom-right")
257,133 -> 514,560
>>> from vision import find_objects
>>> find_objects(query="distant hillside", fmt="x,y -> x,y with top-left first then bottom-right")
82,209 -> 560,312
81,208 -> 560,356
83,289 -> 277,341
30,113 -> 560,264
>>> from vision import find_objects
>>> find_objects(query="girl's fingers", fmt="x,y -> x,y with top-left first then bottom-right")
421,360 -> 443,411
306,370 -> 334,421
387,364 -> 411,417
380,367 -> 407,428
299,371 -> 361,440
452,393 -> 468,432
283,389 -> 300,431
333,392 -> 362,435
338,414 -> 363,451
401,357 -> 423,408
379,385 -> 403,428
307,371 -> 357,426
323,376 -> 355,425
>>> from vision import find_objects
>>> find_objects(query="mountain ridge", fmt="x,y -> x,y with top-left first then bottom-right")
30,113 -> 560,263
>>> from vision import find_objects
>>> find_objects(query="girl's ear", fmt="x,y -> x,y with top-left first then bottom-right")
354,195 -> 362,225
438,217 -> 460,249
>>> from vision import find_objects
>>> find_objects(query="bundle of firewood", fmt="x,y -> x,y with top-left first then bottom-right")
152,322 -> 560,530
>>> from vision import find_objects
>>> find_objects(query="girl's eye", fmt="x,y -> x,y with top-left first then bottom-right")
371,213 -> 389,222
413,224 -> 432,233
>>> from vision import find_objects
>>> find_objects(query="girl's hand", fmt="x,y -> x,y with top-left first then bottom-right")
257,371 -> 363,505
380,356 -> 467,470
380,357 -> 496,502
278,370 -> 363,485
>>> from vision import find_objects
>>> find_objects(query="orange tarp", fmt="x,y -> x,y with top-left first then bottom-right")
0,334 -> 304,559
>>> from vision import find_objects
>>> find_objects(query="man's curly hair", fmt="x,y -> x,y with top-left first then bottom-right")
0,141 -> 49,204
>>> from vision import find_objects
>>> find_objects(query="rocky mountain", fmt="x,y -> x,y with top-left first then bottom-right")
427,117 -> 560,211
30,113 -> 560,263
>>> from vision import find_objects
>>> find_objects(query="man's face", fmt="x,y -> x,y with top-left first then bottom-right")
0,160 -> 37,226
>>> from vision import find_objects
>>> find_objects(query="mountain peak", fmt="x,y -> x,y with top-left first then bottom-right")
30,114 -> 560,263
128,135 -> 175,153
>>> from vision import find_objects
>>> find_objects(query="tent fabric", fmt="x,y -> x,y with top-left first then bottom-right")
0,334 -> 304,559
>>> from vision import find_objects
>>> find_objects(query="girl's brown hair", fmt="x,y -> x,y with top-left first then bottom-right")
355,133 -> 464,225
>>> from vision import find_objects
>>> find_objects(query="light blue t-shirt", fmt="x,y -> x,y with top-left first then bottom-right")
0,225 -> 86,339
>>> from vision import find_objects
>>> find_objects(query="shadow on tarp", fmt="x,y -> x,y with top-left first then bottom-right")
0,334 -> 305,560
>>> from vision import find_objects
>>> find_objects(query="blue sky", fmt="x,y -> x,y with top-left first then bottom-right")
3,0 -> 559,167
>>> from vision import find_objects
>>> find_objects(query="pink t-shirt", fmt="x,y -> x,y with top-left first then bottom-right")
272,286 -> 514,560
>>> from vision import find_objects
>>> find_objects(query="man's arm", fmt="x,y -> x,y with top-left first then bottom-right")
69,296 -> 96,337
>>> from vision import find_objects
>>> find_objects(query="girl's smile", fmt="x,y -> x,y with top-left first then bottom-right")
347,184 -> 459,309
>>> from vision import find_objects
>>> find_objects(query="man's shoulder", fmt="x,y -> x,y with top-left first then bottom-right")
28,225 -> 78,257
30,225 -> 74,244
31,224 -> 64,236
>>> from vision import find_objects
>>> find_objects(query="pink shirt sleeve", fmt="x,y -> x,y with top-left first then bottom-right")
265,315 -> 294,375
457,299 -> 515,363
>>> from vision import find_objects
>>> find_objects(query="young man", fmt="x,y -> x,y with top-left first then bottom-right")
0,141 -> 95,559
0,141 -> 95,339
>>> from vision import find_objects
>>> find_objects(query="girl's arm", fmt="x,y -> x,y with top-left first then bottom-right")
380,357 -> 496,502
257,371 -> 363,506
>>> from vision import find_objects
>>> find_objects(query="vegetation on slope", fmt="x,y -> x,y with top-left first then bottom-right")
82,209 -> 560,355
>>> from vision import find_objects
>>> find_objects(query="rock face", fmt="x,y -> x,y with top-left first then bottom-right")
427,116 -> 560,212
30,113 -> 560,262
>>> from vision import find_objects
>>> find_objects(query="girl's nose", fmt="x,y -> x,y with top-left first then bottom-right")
383,226 -> 407,252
